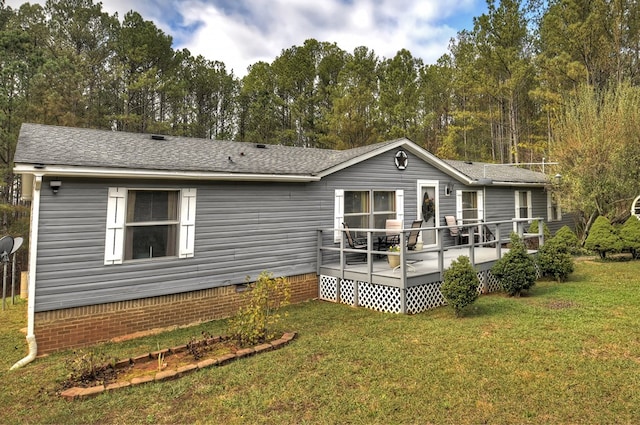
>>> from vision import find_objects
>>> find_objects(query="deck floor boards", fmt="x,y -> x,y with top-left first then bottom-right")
319,247 -> 529,287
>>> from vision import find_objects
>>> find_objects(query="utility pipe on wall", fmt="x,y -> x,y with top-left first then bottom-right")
10,174 -> 41,370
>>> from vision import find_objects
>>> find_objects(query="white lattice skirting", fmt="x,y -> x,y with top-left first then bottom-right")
319,270 -> 504,314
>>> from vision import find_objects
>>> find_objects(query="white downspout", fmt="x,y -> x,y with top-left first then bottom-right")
10,174 -> 41,370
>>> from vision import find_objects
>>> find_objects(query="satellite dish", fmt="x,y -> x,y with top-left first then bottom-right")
0,236 -> 14,263
10,237 -> 23,254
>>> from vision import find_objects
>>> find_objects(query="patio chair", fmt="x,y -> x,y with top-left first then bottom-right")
392,220 -> 424,273
482,224 -> 496,247
342,222 -> 367,263
378,219 -> 401,252
444,215 -> 470,245
407,220 -> 423,250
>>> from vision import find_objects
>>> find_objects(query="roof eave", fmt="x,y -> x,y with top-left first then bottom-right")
13,163 -> 321,183
471,180 -> 548,187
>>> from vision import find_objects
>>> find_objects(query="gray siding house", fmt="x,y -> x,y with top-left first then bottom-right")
12,123 -> 566,359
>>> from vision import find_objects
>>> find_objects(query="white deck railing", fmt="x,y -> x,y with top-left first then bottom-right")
316,217 -> 545,282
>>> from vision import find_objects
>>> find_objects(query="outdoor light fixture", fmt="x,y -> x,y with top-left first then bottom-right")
50,180 -> 62,194
444,182 -> 454,196
554,173 -> 562,185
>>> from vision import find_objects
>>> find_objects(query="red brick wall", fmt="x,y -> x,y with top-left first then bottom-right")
34,273 -> 318,354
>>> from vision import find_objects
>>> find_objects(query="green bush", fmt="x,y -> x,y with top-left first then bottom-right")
441,256 -> 480,317
553,225 -> 579,254
228,271 -> 291,347
536,238 -> 574,282
528,219 -> 551,240
492,233 -> 537,296
584,216 -> 624,259
621,217 -> 640,259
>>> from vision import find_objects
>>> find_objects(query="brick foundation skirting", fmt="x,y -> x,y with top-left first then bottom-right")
33,273 -> 318,354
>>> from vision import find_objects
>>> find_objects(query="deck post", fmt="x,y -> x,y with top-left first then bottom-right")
480,270 -> 488,294
366,230 -> 374,297
495,224 -> 502,259
316,229 -> 323,276
399,231 -> 407,314
468,226 -> 476,267
438,228 -> 445,280
538,220 -> 545,247
338,229 -> 346,304
353,279 -> 359,307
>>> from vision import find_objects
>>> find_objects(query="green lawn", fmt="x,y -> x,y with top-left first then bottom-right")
1,259 -> 640,424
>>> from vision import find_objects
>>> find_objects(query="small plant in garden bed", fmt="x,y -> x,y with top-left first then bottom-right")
61,350 -> 118,390
59,334 -> 249,391
228,271 -> 291,347
57,331 -> 297,399
186,331 -> 217,360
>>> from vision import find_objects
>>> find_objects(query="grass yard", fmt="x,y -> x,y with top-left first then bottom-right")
1,259 -> 640,424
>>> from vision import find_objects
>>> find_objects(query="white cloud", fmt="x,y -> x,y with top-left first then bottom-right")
5,0 -> 485,77
170,0 -> 484,76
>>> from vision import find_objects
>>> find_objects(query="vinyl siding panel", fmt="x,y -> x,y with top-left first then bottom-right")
32,150 -> 551,312
482,186 -> 549,236
34,177 -> 327,311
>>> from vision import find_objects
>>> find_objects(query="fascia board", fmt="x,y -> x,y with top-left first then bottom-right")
13,164 -> 320,183
488,181 -> 548,187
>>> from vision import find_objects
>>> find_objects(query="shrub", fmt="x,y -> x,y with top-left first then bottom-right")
536,238 -> 574,282
228,271 -> 291,347
492,233 -> 537,296
584,216 -> 624,259
621,217 -> 640,259
528,219 -> 551,240
441,256 -> 480,317
523,220 -> 550,249
553,225 -> 579,254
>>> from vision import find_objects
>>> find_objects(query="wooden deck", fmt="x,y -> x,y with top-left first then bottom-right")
316,220 -> 542,314
319,246 -> 509,288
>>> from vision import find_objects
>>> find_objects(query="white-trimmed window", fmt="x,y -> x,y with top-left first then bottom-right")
456,190 -> 484,224
515,190 -> 532,219
334,189 -> 403,242
105,187 -> 196,265
547,191 -> 562,222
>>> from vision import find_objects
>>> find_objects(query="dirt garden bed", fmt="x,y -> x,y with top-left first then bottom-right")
59,332 -> 297,400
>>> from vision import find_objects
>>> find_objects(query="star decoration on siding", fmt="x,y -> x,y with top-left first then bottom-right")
395,150 -> 408,170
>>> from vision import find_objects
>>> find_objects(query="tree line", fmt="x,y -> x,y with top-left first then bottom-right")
2,0 -> 640,237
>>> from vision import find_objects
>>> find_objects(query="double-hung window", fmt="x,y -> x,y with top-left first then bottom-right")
105,187 -> 196,264
125,190 -> 178,260
456,190 -> 484,225
515,191 -> 532,219
334,189 -> 404,242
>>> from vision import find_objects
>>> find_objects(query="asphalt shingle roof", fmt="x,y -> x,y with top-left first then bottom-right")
14,123 -> 398,176
14,123 -> 548,185
444,159 -> 548,184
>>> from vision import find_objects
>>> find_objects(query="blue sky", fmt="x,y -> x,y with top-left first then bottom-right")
7,0 -> 488,77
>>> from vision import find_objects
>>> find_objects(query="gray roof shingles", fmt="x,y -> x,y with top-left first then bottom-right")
14,123 -> 548,184
14,123 -> 390,176
444,159 -> 548,184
